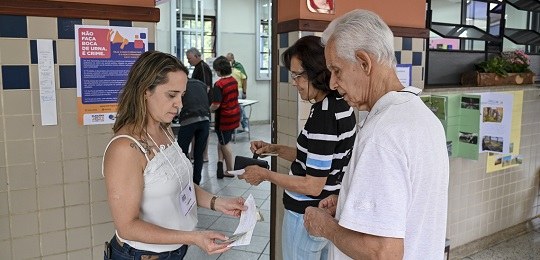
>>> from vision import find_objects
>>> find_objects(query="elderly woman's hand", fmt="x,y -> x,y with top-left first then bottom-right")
239,165 -> 269,186
250,140 -> 270,155
250,141 -> 279,157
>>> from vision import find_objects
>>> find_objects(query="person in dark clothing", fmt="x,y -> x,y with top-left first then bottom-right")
177,78 -> 211,185
186,47 -> 213,90
186,47 -> 212,162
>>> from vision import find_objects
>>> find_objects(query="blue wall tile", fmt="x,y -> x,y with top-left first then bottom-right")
280,66 -> 289,83
30,40 -> 58,64
412,52 -> 423,66
402,37 -> 412,50
279,33 -> 288,48
148,42 -> 155,51
109,20 -> 132,27
57,18 -> 82,39
0,15 -> 28,38
59,65 -> 76,88
2,66 -> 30,90
395,51 -> 401,64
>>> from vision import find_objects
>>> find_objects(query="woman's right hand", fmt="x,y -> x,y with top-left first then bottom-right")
193,230 -> 232,255
250,140 -> 274,156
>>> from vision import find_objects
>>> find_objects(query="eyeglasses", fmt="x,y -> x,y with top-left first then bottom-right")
290,71 -> 306,82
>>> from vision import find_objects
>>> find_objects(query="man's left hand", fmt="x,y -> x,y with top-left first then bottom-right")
304,206 -> 337,238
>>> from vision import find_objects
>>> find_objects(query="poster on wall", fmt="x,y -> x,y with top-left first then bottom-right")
307,0 -> 335,14
421,94 -> 480,160
75,25 -> 148,125
486,91 -> 523,173
478,92 -> 513,154
396,64 -> 412,87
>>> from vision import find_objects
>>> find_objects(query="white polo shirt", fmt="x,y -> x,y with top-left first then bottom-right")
331,87 -> 449,259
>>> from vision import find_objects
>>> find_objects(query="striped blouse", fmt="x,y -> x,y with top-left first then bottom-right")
283,91 -> 357,214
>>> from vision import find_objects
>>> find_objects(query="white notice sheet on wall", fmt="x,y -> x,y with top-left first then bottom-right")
478,92 -> 513,154
396,64 -> 412,87
37,39 -> 58,125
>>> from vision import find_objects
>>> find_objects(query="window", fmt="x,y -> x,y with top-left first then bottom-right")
428,0 -> 540,53
178,15 -> 216,66
504,0 -> 540,53
256,0 -> 271,80
428,0 -> 504,52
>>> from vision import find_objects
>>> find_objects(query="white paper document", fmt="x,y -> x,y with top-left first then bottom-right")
478,92 -> 513,154
227,169 -> 245,176
260,153 -> 279,157
229,194 -> 257,247
37,39 -> 58,125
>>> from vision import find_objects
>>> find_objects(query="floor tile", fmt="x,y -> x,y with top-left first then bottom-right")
208,216 -> 240,233
196,214 -> 220,229
184,246 -> 220,260
464,230 -> 540,259
216,249 -> 261,260
232,235 -> 269,254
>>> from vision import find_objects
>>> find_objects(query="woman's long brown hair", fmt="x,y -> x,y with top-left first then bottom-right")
113,51 -> 189,136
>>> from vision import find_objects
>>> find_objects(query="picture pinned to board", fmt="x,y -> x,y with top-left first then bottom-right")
307,0 -> 335,14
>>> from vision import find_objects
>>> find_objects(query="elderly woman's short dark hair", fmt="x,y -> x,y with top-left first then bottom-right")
281,35 -> 332,92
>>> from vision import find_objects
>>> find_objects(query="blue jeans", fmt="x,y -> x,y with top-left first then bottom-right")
282,209 -> 329,260
106,235 -> 188,260
177,120 -> 209,185
240,105 -> 248,129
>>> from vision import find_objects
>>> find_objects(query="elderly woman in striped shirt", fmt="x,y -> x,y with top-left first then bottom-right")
240,35 -> 356,260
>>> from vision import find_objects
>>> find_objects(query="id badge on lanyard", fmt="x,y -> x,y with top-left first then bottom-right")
179,182 -> 196,216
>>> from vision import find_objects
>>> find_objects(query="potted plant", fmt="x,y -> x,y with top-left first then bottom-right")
461,50 -> 535,86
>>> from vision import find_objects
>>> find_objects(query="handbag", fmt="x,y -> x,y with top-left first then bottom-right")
234,156 -> 269,170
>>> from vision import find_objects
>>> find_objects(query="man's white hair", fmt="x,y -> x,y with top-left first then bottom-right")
321,9 -> 396,67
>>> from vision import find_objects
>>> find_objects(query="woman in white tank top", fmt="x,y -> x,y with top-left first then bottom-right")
102,51 -> 246,260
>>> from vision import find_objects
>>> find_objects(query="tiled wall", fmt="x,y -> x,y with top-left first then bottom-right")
425,86 -> 540,248
0,15 -> 155,259
275,31 -> 540,253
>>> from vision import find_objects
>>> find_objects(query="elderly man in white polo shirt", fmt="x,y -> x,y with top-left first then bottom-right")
303,9 -> 449,260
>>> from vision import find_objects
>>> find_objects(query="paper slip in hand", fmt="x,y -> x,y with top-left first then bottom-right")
227,169 -> 245,176
260,153 -> 278,157
229,194 -> 257,247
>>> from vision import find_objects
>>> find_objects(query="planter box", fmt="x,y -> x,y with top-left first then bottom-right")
461,72 -> 535,86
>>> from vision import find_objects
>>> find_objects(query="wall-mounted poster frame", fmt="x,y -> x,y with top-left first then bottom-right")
75,25 -> 148,125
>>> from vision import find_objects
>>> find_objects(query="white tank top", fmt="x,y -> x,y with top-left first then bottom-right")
102,128 -> 198,252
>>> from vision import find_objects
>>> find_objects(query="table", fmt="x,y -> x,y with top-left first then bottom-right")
171,99 -> 259,142
234,99 -> 259,142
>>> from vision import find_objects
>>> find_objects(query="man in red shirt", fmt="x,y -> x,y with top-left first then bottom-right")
210,56 -> 240,178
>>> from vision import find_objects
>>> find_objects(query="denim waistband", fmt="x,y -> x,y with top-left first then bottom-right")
110,235 -> 188,259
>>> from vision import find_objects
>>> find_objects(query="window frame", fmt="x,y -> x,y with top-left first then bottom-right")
255,0 -> 271,81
